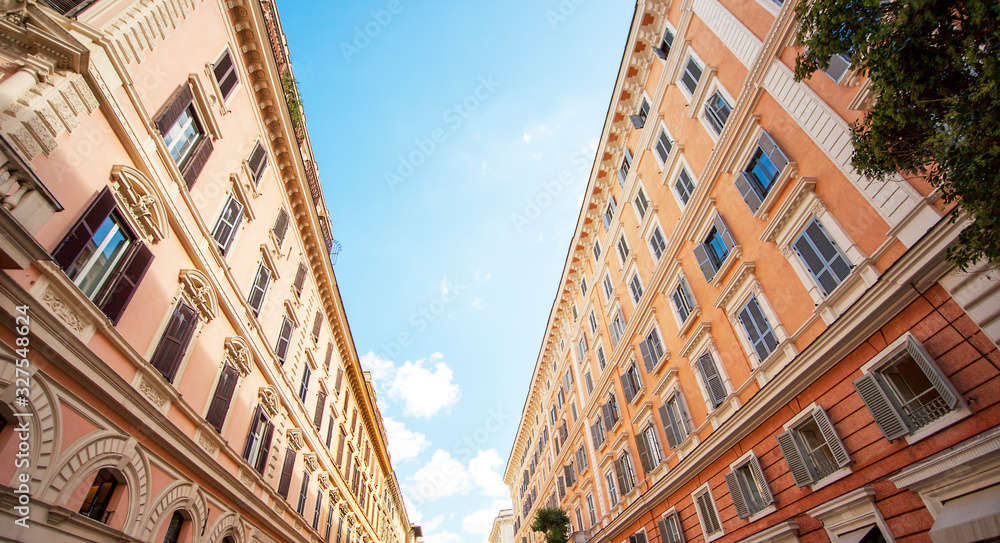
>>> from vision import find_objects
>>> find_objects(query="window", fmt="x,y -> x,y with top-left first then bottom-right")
617,235 -> 630,263
631,97 -> 651,129
580,277 -> 588,297
637,424 -> 664,473
674,166 -> 696,205
149,302 -> 199,382
724,454 -> 774,518
639,327 -> 664,372
52,188 -> 153,324
276,316 -> 294,364
277,446 -> 296,498
605,393 -> 621,427
577,335 -> 588,360
587,494 -> 597,525
597,345 -> 608,371
672,278 -> 695,323
634,186 -> 650,219
738,296 -> 779,361
605,470 -> 619,505
618,149 -> 632,186
313,391 -> 326,430
693,486 -> 723,540
592,239 -> 602,261
79,469 -> 118,524
696,352 -> 728,409
248,263 -> 271,316
654,27 -> 675,59
659,390 -> 693,450
654,127 -> 673,164
626,530 -> 648,543
556,387 -> 565,409
735,131 -> 789,213
602,274 -> 615,299
657,512 -> 685,543
822,53 -> 852,83
620,362 -> 643,403
212,195 -> 243,254
602,196 -> 618,231
213,49 -> 239,100
853,334 -> 963,441
704,91 -> 732,134
616,449 -> 637,494
794,218 -> 853,296
164,511 -> 185,543
248,141 -> 268,186
693,214 -> 736,282
325,501 -> 335,541
649,226 -> 667,260
297,469 -> 310,515
680,55 -> 703,96
155,85 -> 212,188
585,371 -> 594,394
273,208 -> 290,249
609,306 -> 626,348
628,273 -> 643,304
589,311 -> 598,334
243,406 -> 274,474
576,445 -> 588,473
777,406 -> 851,487
206,363 -> 240,432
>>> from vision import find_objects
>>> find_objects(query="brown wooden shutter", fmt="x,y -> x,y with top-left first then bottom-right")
276,317 -> 293,363
154,84 -> 194,135
181,135 -> 213,189
243,406 -> 263,461
206,363 -> 239,432
213,49 -> 239,99
255,419 -> 274,474
312,311 -> 323,340
324,343 -> 334,371
277,447 -> 296,498
98,242 -> 154,325
52,187 -> 116,270
313,391 -> 326,430
149,302 -> 198,382
293,262 -> 307,295
273,209 -> 289,248
335,368 -> 344,394
336,430 -> 345,464
248,141 -> 268,185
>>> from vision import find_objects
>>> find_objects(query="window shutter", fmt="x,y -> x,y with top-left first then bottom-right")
676,388 -> 694,434
621,373 -> 636,404
277,447 -> 296,498
635,430 -> 651,473
335,368 -> 344,394
590,421 -> 601,446
696,491 -> 720,534
739,298 -> 776,360
248,142 -> 268,185
712,214 -> 736,252
812,407 -> 851,468
52,187 -> 116,270
180,134 -> 213,189
273,209 -> 290,248
725,471 -> 750,518
557,475 -> 566,500
757,131 -> 789,173
336,431 -> 345,465
776,430 -> 814,487
314,390 -> 327,429
255,419 -> 274,474
659,402 -> 679,449
905,339 -> 961,410
735,172 -> 763,214
97,242 -> 153,325
697,353 -> 727,408
634,531 -> 647,543
275,317 -> 293,363
312,311 -> 323,340
293,263 -> 307,295
672,289 -> 689,322
853,373 -> 909,440
324,343 -> 334,371
326,416 -> 335,449
206,363 -> 239,432
248,265 -> 270,315
154,84 -> 194,135
242,406 -> 263,461
639,339 -> 656,373
629,114 -> 645,130
299,365 -> 311,401
749,455 -> 774,506
614,458 -> 628,497
213,49 -> 239,99
602,403 -> 614,432
693,244 -> 715,282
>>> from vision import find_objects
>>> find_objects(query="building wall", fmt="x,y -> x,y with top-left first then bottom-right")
503,1 -> 1000,543
0,1 -> 412,542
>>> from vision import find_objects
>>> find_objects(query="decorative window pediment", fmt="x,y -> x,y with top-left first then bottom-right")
258,385 -> 279,418
303,452 -> 318,472
110,165 -> 168,243
224,336 -> 254,376
260,243 -> 281,279
178,268 -> 219,321
286,429 -> 304,450
187,74 -> 222,140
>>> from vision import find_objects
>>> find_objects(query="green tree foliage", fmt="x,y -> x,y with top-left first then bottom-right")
794,0 -> 1000,269
531,507 -> 571,543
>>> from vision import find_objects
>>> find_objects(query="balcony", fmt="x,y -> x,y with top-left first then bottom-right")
569,530 -> 590,543
0,134 -> 62,269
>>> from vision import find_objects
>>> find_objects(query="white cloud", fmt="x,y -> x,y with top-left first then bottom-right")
423,515 -> 445,533
388,357 -> 462,418
408,449 -> 473,502
426,531 -> 461,543
462,499 -> 513,535
522,132 -> 532,144
471,298 -> 485,310
468,450 -> 509,496
475,269 -> 491,282
522,124 -> 553,144
360,350 -> 396,382
383,417 -> 430,461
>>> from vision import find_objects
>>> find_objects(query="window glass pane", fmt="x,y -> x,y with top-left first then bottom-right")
881,352 -> 946,429
748,148 -> 780,194
706,228 -> 729,265
69,216 -> 132,299
681,57 -> 703,95
675,168 -> 695,204
164,107 -> 201,164
795,418 -> 839,479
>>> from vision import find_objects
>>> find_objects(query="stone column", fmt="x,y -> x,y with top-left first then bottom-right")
0,66 -> 38,113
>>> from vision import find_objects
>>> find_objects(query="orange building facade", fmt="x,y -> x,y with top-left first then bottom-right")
0,2 -> 414,543
503,2 -> 1000,543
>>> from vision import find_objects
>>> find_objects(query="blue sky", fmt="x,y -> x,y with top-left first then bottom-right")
280,1 -> 634,542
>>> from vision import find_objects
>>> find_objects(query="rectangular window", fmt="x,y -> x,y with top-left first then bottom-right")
634,186 -> 650,219
589,311 -> 598,334
617,235 -> 630,263
694,487 -> 723,540
654,127 -> 673,164
693,213 -> 736,282
697,352 -> 728,409
649,226 -> 667,260
213,49 -> 239,100
609,306 -> 626,348
276,316 -> 294,364
313,390 -> 327,430
248,263 -> 271,316
313,489 -> 323,529
620,362 -> 643,403
155,85 -> 212,188
657,512 -> 684,543
273,208 -> 290,249
628,273 -> 643,304
637,424 -> 664,473
149,302 -> 199,382
591,416 -> 606,448
655,27 -> 675,59
602,196 -> 618,231
277,446 -> 296,498
299,364 -> 311,402
777,406 -> 851,487
630,98 -> 651,129
602,274 -> 614,299
823,53 -> 852,83
597,345 -> 608,371
211,195 -> 243,255
674,166 -> 695,205
680,55 -> 703,96
605,470 -> 619,505
618,149 -> 632,186
580,277 -> 588,297
587,494 -> 597,525
794,218 -> 853,295
297,469 -> 310,514
617,450 -> 637,493
853,335 -> 963,441
242,406 -> 274,474
672,278 -> 695,323
577,445 -> 588,473
639,327 -> 664,373
592,239 -> 602,261
739,296 -> 779,361
248,141 -> 269,186
206,363 -> 239,432
724,454 -> 774,518
735,131 -> 789,213
585,371 -> 594,394
577,335 -> 588,360
704,90 -> 732,134
659,390 -> 693,450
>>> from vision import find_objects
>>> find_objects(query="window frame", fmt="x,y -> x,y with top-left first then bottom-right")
725,451 -> 775,520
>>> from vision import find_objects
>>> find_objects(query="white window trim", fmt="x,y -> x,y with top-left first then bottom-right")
691,482 -> 724,542
808,487 -> 896,543
728,450 -> 777,522
676,47 -> 707,102
204,46 -> 241,115
695,78 -> 736,141
665,269 -> 702,337
781,402 -> 853,490
631,180 -> 653,224
665,157 -> 697,210
681,328 -> 740,429
646,221 -> 668,263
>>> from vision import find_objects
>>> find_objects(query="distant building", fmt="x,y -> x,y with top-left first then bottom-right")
0,1 -> 414,542
503,2 -> 1000,543
490,509 -> 515,543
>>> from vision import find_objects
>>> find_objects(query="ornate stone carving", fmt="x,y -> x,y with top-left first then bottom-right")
302,452 -> 318,472
138,376 -> 166,408
179,269 -> 218,321
239,468 -> 255,488
110,165 -> 167,243
317,472 -> 330,489
41,287 -> 86,333
225,336 -> 254,376
258,386 -> 279,418
196,428 -> 218,454
1,0 -> 31,25
780,244 -> 795,260
286,429 -> 303,451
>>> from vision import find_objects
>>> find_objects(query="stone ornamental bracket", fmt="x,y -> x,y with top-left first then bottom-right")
286,429 -> 303,451
178,269 -> 219,321
224,336 -> 254,376
317,471 -> 330,489
110,165 -> 168,243
302,452 -> 318,472
258,386 -> 279,418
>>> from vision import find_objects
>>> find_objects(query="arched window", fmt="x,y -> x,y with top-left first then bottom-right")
79,469 -> 118,523
164,511 -> 185,543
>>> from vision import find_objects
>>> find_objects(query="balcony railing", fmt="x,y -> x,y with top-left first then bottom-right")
80,505 -> 113,524
569,530 -> 590,543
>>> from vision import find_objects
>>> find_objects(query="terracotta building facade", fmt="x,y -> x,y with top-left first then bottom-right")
0,1 -> 414,543
502,2 -> 1000,543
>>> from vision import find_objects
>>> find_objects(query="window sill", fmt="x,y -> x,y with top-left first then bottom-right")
710,245 -> 743,288
752,340 -> 798,388
815,261 -> 879,325
708,394 -> 741,430
904,408 -> 971,446
810,466 -> 852,491
746,504 -> 777,523
753,162 -> 798,221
